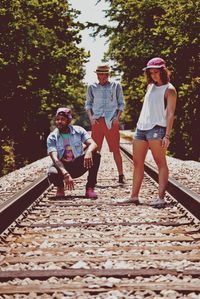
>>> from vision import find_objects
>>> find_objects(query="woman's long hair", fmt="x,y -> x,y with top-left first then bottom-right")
145,67 -> 171,84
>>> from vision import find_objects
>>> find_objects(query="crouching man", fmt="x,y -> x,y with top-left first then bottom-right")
47,107 -> 101,198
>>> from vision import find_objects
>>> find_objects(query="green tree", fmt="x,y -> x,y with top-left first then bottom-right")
0,0 -> 89,175
94,0 -> 200,160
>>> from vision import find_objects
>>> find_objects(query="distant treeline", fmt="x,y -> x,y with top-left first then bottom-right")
0,0 -> 199,176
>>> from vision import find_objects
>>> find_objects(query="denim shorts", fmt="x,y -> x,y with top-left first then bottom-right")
134,125 -> 166,141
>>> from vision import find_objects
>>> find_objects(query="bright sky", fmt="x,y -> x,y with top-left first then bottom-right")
68,0 -> 110,84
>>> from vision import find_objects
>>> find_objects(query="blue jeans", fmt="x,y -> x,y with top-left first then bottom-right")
134,125 -> 166,141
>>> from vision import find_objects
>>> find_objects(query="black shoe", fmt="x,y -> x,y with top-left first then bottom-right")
118,174 -> 125,184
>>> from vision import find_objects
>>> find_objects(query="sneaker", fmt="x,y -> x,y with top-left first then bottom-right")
55,187 -> 65,198
118,174 -> 125,184
85,188 -> 98,199
150,198 -> 166,208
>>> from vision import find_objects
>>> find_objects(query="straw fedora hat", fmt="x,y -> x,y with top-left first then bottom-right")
94,64 -> 110,74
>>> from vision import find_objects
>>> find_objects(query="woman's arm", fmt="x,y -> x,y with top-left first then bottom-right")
165,86 -> 177,137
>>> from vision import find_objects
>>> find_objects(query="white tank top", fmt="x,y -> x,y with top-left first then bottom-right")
137,83 -> 172,130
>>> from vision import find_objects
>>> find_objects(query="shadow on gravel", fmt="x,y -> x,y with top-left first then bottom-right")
96,184 -> 127,189
113,201 -> 174,208
48,195 -> 87,200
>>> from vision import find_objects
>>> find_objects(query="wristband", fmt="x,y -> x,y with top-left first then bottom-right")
165,135 -> 170,139
63,173 -> 69,178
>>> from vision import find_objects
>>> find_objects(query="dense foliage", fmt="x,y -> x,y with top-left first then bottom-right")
0,0 -> 88,175
0,0 -> 199,176
95,0 -> 200,161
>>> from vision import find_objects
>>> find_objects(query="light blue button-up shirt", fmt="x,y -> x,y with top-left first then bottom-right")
85,81 -> 125,129
47,125 -> 90,159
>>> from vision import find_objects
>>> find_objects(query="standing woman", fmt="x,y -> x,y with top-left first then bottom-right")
128,57 -> 177,207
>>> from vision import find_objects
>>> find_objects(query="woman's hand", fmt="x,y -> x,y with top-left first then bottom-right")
162,136 -> 170,149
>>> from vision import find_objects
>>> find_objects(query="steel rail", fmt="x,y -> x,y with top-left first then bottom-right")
1,142 -> 199,235
0,174 -> 49,234
0,268 -> 200,282
120,143 -> 200,221
0,144 -> 200,294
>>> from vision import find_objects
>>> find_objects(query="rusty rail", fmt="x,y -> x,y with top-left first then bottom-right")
120,143 -> 200,221
0,174 -> 49,234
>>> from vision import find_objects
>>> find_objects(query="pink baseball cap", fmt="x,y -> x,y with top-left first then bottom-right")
56,107 -> 72,119
143,57 -> 166,70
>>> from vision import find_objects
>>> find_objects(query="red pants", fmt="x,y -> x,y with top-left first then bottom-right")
91,117 -> 120,152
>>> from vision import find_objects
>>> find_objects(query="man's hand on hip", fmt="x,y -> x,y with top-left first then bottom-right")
91,119 -> 99,125
112,117 -> 119,125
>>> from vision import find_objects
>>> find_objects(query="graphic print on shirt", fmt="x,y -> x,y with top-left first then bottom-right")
61,133 -> 74,161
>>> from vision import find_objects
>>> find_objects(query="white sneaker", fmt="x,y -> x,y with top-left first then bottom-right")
150,198 -> 166,207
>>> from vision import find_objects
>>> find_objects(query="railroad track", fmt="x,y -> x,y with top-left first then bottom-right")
120,143 -> 200,221
0,174 -> 49,235
0,142 -> 200,298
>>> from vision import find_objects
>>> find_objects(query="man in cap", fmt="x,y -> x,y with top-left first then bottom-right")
85,64 -> 125,184
47,107 -> 101,198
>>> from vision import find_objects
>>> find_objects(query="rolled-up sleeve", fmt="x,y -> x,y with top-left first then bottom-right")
81,128 -> 91,143
85,85 -> 94,110
47,135 -> 57,155
116,83 -> 125,111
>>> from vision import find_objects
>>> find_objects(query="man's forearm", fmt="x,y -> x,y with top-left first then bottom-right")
50,152 -> 68,176
86,143 -> 97,153
54,160 -> 68,175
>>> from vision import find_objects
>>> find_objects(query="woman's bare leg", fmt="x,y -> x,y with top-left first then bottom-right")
149,140 -> 168,199
131,139 -> 149,198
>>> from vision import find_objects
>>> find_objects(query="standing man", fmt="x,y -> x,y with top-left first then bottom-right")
85,64 -> 125,183
47,107 -> 101,198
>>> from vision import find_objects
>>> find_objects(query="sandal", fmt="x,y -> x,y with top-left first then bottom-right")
119,198 -> 140,205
